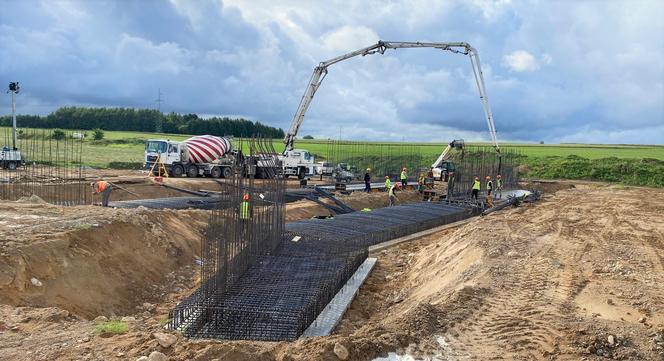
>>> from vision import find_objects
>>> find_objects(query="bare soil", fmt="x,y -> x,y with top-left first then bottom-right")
0,181 -> 662,360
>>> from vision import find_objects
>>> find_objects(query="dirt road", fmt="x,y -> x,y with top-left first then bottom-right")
0,182 -> 662,360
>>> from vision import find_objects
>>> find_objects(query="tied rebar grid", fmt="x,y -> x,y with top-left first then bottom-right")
170,179 -> 479,341
169,136 -> 287,335
0,128 -> 88,205
447,145 -> 521,201
321,140 -> 435,178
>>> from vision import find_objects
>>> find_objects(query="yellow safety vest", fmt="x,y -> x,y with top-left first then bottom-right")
389,186 -> 396,197
385,179 -> 391,189
472,180 -> 481,190
400,171 -> 407,180
240,201 -> 250,219
487,180 -> 493,190
497,179 -> 502,188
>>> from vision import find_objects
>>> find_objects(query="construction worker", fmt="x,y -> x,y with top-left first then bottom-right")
388,183 -> 399,206
485,176 -> 493,196
384,175 -> 391,192
240,193 -> 251,221
400,168 -> 408,187
91,180 -> 112,207
496,174 -> 503,199
364,168 -> 372,192
418,172 -> 425,194
471,176 -> 480,200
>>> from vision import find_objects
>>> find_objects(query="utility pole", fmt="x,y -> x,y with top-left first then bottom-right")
155,88 -> 163,133
7,82 -> 20,150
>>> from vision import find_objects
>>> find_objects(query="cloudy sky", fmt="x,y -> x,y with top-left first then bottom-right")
0,0 -> 662,144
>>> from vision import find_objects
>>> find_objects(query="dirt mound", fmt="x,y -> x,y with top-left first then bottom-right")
0,206 -> 207,318
0,182 -> 662,361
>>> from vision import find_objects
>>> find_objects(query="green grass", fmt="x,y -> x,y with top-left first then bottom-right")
3,127 -> 662,187
94,320 -> 129,334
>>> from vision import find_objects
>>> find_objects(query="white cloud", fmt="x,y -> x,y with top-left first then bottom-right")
501,50 -> 539,72
320,26 -> 379,53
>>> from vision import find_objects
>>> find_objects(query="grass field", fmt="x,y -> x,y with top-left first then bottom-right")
4,128 -> 663,186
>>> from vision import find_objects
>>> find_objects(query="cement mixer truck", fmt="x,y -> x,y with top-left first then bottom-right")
144,135 -> 237,178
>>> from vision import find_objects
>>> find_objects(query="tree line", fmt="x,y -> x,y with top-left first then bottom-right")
0,106 -> 285,138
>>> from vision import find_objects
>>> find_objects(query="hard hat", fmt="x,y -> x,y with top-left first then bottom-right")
403,167 -> 407,170
385,176 -> 389,179
366,168 -> 371,172
486,176 -> 491,180
497,174 -> 502,179
474,176 -> 479,180
243,193 -> 250,200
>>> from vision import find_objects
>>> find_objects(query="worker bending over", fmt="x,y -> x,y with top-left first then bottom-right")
486,176 -> 493,196
384,176 -> 391,192
364,168 -> 372,192
471,176 -> 480,200
91,180 -> 113,207
400,168 -> 408,187
388,183 -> 400,206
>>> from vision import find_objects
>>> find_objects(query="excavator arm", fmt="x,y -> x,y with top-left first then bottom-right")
284,41 -> 500,154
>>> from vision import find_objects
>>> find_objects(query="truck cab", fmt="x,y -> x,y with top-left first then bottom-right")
145,139 -> 183,166
280,149 -> 316,179
431,161 -> 456,181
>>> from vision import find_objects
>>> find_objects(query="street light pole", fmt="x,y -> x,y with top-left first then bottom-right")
7,82 -> 19,150
11,90 -> 16,150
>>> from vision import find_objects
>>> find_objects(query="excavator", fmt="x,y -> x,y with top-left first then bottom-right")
282,40 -> 500,178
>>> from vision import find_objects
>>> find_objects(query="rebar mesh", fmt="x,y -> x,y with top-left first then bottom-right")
0,128 -> 88,205
318,140 -> 433,178
170,146 -> 480,342
448,145 -> 521,200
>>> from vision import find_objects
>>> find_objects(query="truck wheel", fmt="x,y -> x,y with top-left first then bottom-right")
221,167 -> 233,179
186,165 -> 198,178
297,168 -> 305,180
211,167 -> 222,178
7,161 -> 17,170
171,165 -> 184,177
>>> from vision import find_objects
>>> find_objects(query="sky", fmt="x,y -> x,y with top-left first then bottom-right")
0,0 -> 662,144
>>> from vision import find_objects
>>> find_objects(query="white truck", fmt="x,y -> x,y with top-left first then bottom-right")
144,135 -> 236,178
0,148 -> 23,170
280,149 -> 316,179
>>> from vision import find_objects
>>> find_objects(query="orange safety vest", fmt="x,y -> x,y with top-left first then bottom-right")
95,181 -> 110,193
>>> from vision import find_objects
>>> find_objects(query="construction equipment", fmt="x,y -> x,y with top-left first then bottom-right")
431,139 -> 465,181
283,41 -> 501,175
144,135 -> 237,178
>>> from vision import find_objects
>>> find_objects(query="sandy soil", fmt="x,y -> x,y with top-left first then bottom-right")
0,182 -> 662,360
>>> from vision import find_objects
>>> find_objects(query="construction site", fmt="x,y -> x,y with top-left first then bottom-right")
0,40 -> 662,361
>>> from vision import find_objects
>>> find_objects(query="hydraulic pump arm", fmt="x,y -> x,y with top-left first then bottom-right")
284,41 -> 499,154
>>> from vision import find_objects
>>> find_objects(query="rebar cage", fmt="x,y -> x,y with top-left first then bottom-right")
170,136 -> 481,340
448,145 -> 521,201
0,128 -> 88,205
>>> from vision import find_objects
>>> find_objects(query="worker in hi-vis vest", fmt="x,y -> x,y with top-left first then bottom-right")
400,168 -> 408,187
91,180 -> 113,207
471,176 -> 481,200
384,176 -> 391,192
240,193 -> 251,220
486,175 -> 493,196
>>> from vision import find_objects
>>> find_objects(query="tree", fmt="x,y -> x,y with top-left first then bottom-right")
303,135 -> 314,139
92,128 -> 105,141
51,129 -> 66,140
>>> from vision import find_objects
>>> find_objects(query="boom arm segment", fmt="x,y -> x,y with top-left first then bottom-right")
284,41 -> 500,153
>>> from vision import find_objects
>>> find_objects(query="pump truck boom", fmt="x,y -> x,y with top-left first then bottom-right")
284,41 -> 500,167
